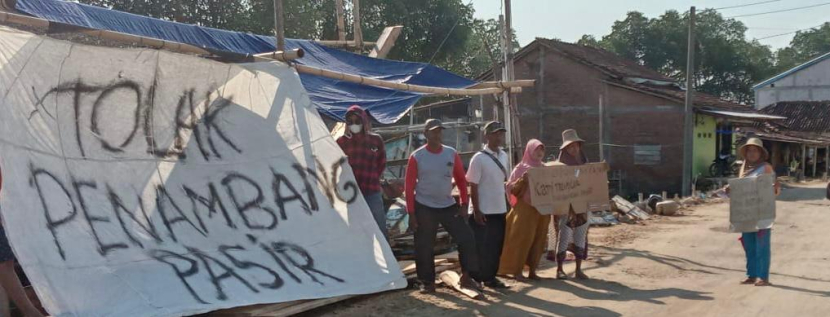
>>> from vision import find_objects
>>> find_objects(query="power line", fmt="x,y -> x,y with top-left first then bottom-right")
755,23 -> 827,40
713,0 -> 781,11
427,0 -> 475,64
727,2 -> 830,18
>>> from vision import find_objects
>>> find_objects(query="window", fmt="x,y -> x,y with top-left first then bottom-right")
634,145 -> 661,165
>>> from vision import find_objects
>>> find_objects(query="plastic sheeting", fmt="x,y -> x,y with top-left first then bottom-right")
0,25 -> 405,317
15,0 -> 476,124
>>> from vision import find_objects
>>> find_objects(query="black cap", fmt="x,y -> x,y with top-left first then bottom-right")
424,118 -> 445,132
484,121 -> 507,134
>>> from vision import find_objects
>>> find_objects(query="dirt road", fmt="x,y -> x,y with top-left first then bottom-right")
305,182 -> 830,316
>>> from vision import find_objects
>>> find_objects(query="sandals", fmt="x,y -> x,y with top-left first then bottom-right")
755,280 -> 772,287
575,270 -> 589,280
556,271 -> 569,280
740,278 -> 758,285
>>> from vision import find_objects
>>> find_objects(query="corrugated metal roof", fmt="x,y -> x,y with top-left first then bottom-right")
759,101 -> 830,132
697,109 -> 786,120
752,51 -> 830,90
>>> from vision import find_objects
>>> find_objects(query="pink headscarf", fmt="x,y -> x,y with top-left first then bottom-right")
508,139 -> 545,206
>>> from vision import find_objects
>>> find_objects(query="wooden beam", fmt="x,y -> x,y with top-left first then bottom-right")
352,0 -> 363,51
0,10 -> 50,29
0,11 -> 303,62
470,79 -> 535,89
273,0 -> 285,51
335,0 -> 346,41
253,49 -> 304,61
314,40 -> 375,47
294,64 -> 521,96
369,25 -> 402,58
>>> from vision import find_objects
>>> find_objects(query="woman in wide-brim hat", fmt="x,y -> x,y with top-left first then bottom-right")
548,129 -> 592,280
729,137 -> 780,287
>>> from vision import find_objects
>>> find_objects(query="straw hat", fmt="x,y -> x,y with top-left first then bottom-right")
738,137 -> 769,161
560,129 -> 585,150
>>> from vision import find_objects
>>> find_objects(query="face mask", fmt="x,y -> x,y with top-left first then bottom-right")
349,124 -> 363,134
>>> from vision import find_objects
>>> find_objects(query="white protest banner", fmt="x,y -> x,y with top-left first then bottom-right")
0,26 -> 405,317
728,174 -> 776,232
527,162 -> 610,215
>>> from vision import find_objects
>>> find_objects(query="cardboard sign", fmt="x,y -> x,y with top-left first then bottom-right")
0,27 -> 405,317
728,174 -> 776,232
527,162 -> 610,215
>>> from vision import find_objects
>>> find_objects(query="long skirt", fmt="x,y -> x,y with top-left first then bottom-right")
497,200 -> 551,276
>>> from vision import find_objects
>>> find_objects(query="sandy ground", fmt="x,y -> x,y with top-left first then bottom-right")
300,182 -> 830,317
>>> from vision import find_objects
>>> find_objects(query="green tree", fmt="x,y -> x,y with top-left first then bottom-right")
775,23 -> 830,72
583,9 -> 775,104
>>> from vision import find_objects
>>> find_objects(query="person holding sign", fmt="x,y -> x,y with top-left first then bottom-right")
0,167 -> 46,317
727,137 -> 780,287
498,139 -> 551,281
337,105 -> 389,239
466,121 -> 510,289
550,129 -> 592,280
405,119 -> 480,294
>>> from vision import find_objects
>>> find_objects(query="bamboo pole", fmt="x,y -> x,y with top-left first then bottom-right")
273,0 -> 285,51
353,0 -> 363,51
253,49 -> 305,61
0,10 -> 51,29
469,79 -> 535,89
335,0 -> 346,42
314,40 -> 376,47
0,11 -> 303,62
78,29 -> 211,55
295,64 -> 521,96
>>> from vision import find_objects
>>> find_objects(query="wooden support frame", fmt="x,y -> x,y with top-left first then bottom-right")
313,40 -> 376,47
369,25 -> 402,58
295,64 -> 521,96
1,12 -> 526,97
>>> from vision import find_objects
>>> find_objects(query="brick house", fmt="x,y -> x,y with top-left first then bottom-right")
477,38 -> 781,197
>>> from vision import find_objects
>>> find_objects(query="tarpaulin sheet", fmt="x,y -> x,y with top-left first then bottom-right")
0,25 -> 405,317
15,0 -> 477,124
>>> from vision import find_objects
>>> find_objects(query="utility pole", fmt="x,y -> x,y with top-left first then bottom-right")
599,94 -> 605,161
682,6 -> 695,197
353,0 -> 363,51
335,0 -> 346,42
502,0 -> 515,167
273,0 -> 285,51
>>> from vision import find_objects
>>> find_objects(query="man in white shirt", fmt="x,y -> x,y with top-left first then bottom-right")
466,121 -> 510,289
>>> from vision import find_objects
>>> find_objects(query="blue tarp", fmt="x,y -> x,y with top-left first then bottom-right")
15,0 -> 476,124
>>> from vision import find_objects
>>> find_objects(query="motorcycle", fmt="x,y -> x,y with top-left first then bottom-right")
709,153 -> 741,177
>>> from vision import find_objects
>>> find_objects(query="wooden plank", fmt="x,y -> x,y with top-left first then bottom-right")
612,196 -> 650,220
438,271 -> 482,300
369,25 -> 403,58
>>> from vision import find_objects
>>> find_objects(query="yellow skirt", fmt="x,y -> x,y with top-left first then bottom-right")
498,199 -> 551,276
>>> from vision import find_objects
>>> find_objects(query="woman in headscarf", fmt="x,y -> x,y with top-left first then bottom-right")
728,137 -> 780,287
551,129 -> 591,280
497,139 -> 550,280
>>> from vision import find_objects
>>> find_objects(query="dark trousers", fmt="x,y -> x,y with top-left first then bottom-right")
414,202 -> 479,285
468,213 -> 506,283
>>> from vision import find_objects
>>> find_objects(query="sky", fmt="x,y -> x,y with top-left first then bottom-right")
470,0 -> 830,50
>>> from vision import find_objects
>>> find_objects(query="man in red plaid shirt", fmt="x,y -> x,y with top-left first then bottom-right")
337,105 -> 388,239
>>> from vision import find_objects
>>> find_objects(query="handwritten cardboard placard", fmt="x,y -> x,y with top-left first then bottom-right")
0,28 -> 404,317
728,174 -> 776,232
527,162 -> 610,215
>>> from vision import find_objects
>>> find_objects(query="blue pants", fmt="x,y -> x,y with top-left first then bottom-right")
741,229 -> 771,280
364,192 -> 388,240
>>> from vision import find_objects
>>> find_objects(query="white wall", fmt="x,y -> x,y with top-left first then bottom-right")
755,57 -> 830,109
